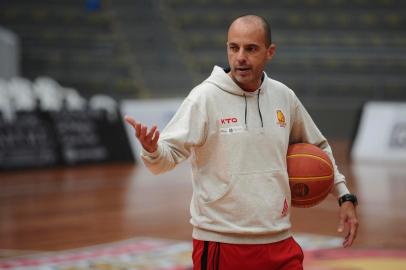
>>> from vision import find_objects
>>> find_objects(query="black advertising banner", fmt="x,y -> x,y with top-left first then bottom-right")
0,109 -> 135,170
0,111 -> 60,169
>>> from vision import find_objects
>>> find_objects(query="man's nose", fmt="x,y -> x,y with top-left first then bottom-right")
237,49 -> 247,63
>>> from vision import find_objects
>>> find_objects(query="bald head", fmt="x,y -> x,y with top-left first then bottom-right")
228,15 -> 272,47
226,14 -> 276,92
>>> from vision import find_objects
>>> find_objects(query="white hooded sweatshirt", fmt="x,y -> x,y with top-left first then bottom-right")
141,66 -> 349,244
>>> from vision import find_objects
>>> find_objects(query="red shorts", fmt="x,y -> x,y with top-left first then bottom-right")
192,237 -> 304,270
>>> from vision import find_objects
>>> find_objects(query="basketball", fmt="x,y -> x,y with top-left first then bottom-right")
287,143 -> 334,208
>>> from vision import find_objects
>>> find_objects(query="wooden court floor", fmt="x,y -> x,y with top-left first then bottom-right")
0,140 -> 405,252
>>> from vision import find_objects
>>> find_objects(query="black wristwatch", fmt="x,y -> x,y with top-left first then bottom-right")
338,194 -> 358,207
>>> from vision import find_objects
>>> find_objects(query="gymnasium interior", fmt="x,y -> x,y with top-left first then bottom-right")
0,0 -> 405,269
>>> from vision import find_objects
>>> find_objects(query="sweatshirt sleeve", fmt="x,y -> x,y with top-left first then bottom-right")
289,93 -> 350,198
141,97 -> 207,175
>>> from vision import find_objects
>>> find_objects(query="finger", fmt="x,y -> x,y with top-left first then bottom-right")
124,115 -> 133,123
139,125 -> 147,142
124,115 -> 137,127
146,125 -> 157,140
124,116 -> 142,137
346,219 -> 358,247
337,218 -> 345,233
338,213 -> 348,246
343,232 -> 351,247
135,123 -> 141,138
151,130 -> 160,146
343,221 -> 358,247
344,234 -> 353,248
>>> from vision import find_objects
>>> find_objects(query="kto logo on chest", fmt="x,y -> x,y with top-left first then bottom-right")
219,117 -> 239,125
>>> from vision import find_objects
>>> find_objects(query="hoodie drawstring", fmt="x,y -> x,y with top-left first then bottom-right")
257,88 -> 264,128
243,94 -> 248,129
243,90 -> 263,129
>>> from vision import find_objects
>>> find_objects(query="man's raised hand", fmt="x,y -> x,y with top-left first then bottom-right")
124,115 -> 160,153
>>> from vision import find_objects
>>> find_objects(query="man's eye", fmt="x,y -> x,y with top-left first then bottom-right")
229,46 -> 238,52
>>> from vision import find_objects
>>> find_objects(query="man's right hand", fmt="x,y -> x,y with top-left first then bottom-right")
124,115 -> 160,153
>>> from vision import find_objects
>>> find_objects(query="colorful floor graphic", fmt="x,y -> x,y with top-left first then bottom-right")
0,235 -> 404,270
0,238 -> 192,270
304,249 -> 406,270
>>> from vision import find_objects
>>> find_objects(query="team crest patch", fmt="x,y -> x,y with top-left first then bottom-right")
276,110 -> 286,127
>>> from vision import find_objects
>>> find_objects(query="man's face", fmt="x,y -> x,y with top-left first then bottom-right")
227,20 -> 275,92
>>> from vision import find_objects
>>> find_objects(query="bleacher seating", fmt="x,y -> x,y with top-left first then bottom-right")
161,0 -> 406,102
108,0 -> 196,98
0,0 -> 143,98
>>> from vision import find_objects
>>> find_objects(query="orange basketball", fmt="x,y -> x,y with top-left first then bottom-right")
287,143 -> 334,208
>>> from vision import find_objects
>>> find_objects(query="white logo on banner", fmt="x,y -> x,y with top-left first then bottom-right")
389,122 -> 406,148
352,101 -> 406,162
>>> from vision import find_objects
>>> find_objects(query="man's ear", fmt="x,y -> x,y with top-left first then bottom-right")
267,43 -> 276,60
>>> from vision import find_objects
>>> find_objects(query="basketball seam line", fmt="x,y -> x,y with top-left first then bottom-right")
289,175 -> 333,181
287,153 -> 333,171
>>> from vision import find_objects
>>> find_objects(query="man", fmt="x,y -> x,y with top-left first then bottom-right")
125,15 -> 358,270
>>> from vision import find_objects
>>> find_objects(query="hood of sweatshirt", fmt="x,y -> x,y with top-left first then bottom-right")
205,65 -> 268,127
205,65 -> 268,97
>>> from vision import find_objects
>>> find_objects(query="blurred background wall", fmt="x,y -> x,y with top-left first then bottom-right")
0,0 -> 405,140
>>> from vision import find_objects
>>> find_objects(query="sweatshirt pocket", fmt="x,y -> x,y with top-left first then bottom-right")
201,169 -> 291,233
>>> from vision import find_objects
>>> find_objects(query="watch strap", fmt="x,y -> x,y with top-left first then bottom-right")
338,193 -> 358,206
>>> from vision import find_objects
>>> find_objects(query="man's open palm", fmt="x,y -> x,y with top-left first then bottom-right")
124,115 -> 160,153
